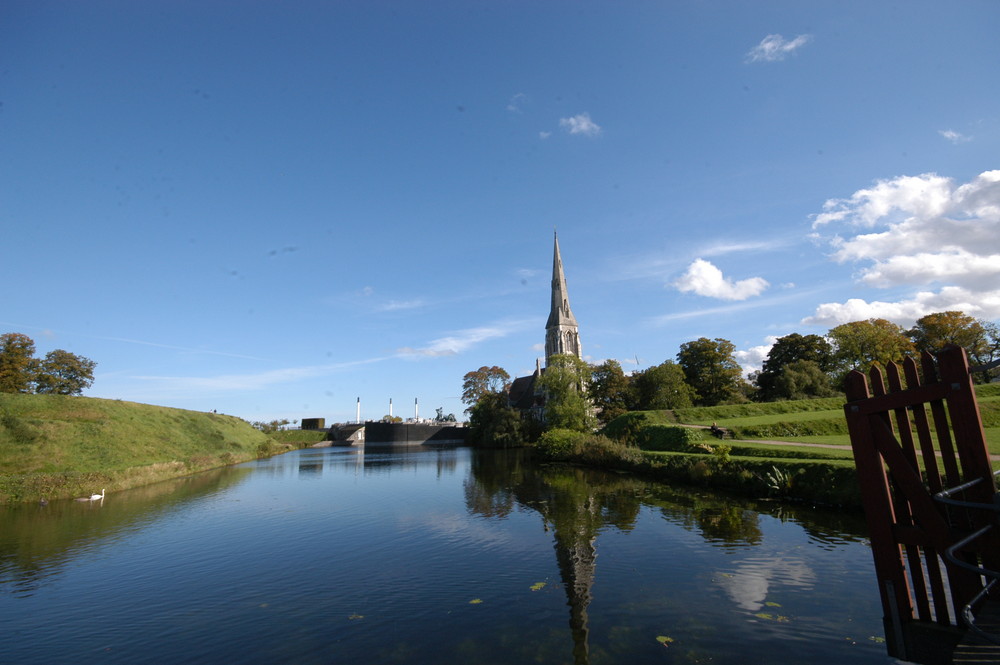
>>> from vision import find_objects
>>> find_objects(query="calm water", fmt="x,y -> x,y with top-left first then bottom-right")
1,446 -> 892,664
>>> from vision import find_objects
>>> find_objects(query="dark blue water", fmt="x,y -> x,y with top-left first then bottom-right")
0,446 -> 891,664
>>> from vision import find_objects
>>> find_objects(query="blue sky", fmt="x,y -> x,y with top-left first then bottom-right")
3,1 -> 999,424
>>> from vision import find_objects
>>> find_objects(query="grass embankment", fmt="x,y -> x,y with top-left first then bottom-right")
674,385 -> 1000,453
0,394 -> 321,504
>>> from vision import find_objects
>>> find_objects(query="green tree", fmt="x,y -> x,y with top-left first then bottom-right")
34,349 -> 97,395
537,354 -> 596,432
676,338 -> 744,406
589,359 -> 632,425
630,360 -> 694,410
907,312 -> 1000,381
466,391 -> 523,448
0,333 -> 37,393
755,333 -> 834,401
461,366 -> 511,409
828,318 -> 915,380
251,418 -> 291,433
771,359 -> 837,400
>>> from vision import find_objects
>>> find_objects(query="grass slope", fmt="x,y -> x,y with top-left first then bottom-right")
0,394 -> 303,504
668,386 -> 1000,453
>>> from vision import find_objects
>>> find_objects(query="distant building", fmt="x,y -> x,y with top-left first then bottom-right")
508,232 -> 582,419
301,418 -> 326,430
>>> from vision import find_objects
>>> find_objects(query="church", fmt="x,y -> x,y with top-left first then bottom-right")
507,231 -> 583,419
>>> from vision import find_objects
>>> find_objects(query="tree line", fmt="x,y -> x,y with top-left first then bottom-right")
0,333 -> 97,396
461,310 -> 1000,444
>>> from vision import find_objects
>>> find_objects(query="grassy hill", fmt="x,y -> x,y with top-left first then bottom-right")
0,393 -> 311,504
669,385 -> 1000,453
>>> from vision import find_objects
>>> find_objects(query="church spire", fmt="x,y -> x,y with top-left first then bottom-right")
545,231 -> 581,365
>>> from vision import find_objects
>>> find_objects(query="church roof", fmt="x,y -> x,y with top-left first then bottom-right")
508,374 -> 538,410
546,231 -> 578,329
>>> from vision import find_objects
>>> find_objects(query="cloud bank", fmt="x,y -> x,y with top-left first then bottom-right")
806,170 -> 1000,325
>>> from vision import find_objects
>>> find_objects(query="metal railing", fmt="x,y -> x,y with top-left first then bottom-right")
934,470 -> 1000,645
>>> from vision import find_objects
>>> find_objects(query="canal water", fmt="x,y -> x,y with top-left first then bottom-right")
1,446 -> 893,664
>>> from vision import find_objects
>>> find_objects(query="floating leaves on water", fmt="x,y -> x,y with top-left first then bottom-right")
869,636 -> 885,643
348,614 -> 364,620
655,635 -> 674,645
765,601 -> 781,607
469,598 -> 483,604
754,612 -> 789,622
530,582 -> 547,591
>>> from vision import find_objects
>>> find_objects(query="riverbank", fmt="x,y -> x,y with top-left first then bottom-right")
0,394 -> 316,504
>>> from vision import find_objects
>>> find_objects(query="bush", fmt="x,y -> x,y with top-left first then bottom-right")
534,428 -> 589,460
534,429 -> 643,466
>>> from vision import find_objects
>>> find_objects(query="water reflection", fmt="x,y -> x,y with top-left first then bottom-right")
0,446 -> 881,665
0,466 -> 252,598
466,448 -> 871,665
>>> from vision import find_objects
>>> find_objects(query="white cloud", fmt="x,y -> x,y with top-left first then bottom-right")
398,323 -> 525,358
804,288 -> 1000,327
673,259 -> 769,300
559,112 -> 601,137
539,131 -> 551,140
734,337 -> 778,377
745,34 -> 812,63
700,238 -> 794,257
806,170 -> 1000,325
507,92 -> 527,113
939,129 -> 971,144
376,299 -> 426,312
131,357 -> 389,395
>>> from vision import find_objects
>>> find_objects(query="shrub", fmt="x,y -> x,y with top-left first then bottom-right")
534,428 -> 588,460
534,429 -> 643,466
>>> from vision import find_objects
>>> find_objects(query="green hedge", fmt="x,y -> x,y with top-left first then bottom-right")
673,397 -> 845,423
726,418 -> 849,439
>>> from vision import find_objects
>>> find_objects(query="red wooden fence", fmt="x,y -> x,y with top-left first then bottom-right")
844,345 -> 1000,664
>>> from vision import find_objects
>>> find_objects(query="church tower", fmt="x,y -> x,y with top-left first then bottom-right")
545,231 -> 582,366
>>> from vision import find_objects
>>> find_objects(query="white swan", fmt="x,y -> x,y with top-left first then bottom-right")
74,488 -> 106,502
